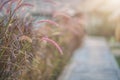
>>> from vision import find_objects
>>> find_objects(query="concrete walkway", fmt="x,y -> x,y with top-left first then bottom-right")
58,37 -> 120,80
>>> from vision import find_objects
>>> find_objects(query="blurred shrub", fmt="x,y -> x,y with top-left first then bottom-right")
87,18 -> 115,39
92,25 -> 114,38
21,12 -> 85,80
115,24 -> 120,42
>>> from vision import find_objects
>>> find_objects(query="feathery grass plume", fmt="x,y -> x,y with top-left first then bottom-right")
13,3 -> 34,13
53,12 -> 71,20
2,0 -> 33,16
6,0 -> 22,14
37,20 -> 60,27
44,0 -> 58,6
17,0 -> 23,5
41,37 -> 63,55
10,2 -> 33,18
0,0 -> 14,11
19,35 -> 32,43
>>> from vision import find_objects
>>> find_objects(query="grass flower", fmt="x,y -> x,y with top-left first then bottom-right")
37,20 -> 60,27
19,35 -> 32,43
41,37 -> 63,55
53,12 -> 71,20
13,3 -> 34,13
44,0 -> 58,6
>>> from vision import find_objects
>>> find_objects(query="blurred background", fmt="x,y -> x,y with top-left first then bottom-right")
27,0 -> 120,64
27,0 -> 120,39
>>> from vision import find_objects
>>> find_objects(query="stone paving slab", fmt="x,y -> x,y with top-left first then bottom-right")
58,37 -> 120,80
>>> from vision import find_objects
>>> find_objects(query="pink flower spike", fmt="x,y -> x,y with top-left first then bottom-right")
37,20 -> 60,27
0,0 -> 15,10
14,3 -> 34,13
41,37 -> 63,55
53,12 -> 71,20
17,0 -> 23,5
44,0 -> 58,6
6,1 -> 13,14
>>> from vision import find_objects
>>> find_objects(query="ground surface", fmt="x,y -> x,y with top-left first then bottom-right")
58,37 -> 120,80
